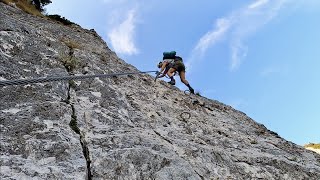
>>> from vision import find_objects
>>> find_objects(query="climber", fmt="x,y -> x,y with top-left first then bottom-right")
156,51 -> 195,94
156,60 -> 173,79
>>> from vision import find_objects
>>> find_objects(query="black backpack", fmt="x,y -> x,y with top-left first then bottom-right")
174,56 -> 183,62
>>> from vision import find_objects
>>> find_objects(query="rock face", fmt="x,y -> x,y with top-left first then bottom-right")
1,3 -> 320,180
306,148 -> 320,155
305,144 -> 320,155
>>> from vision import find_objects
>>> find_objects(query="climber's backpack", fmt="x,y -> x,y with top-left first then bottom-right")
163,51 -> 176,59
174,56 -> 183,62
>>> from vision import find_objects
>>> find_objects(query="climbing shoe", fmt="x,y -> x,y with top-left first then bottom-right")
189,87 -> 195,94
168,80 -> 176,85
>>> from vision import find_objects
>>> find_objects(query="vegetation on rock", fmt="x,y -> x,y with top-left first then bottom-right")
1,0 -> 43,16
305,143 -> 320,149
0,0 -> 76,26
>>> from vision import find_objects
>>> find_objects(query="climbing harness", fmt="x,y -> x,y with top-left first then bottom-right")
0,71 -> 158,87
154,71 -> 176,82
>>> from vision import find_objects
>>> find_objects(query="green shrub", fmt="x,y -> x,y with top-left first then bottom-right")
47,14 -> 76,26
69,114 -> 80,134
60,55 -> 78,72
69,80 -> 77,89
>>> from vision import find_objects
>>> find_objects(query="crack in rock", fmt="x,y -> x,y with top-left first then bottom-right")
61,48 -> 92,180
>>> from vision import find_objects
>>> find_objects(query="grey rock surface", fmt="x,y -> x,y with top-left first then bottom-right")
1,2 -> 320,180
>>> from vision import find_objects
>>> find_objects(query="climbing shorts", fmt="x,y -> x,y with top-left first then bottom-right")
172,61 -> 185,73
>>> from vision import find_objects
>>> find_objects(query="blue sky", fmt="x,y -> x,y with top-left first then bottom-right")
46,0 -> 320,146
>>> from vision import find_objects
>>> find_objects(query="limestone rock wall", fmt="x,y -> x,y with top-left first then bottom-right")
1,3 -> 320,180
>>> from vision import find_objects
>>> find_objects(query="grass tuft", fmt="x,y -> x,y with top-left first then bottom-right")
1,0 -> 76,26
304,143 -> 320,149
61,38 -> 81,50
1,0 -> 43,17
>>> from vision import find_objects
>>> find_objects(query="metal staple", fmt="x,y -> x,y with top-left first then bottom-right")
180,112 -> 191,120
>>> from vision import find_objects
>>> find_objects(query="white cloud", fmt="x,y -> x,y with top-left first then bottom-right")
194,18 -> 231,55
231,41 -> 248,70
248,0 -> 270,9
107,9 -> 139,55
189,0 -> 296,71
186,18 -> 231,71
101,0 -> 141,55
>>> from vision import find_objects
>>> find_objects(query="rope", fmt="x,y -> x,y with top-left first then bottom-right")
0,71 -> 158,87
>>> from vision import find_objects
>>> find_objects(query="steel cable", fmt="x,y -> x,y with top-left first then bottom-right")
0,71 -> 158,87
